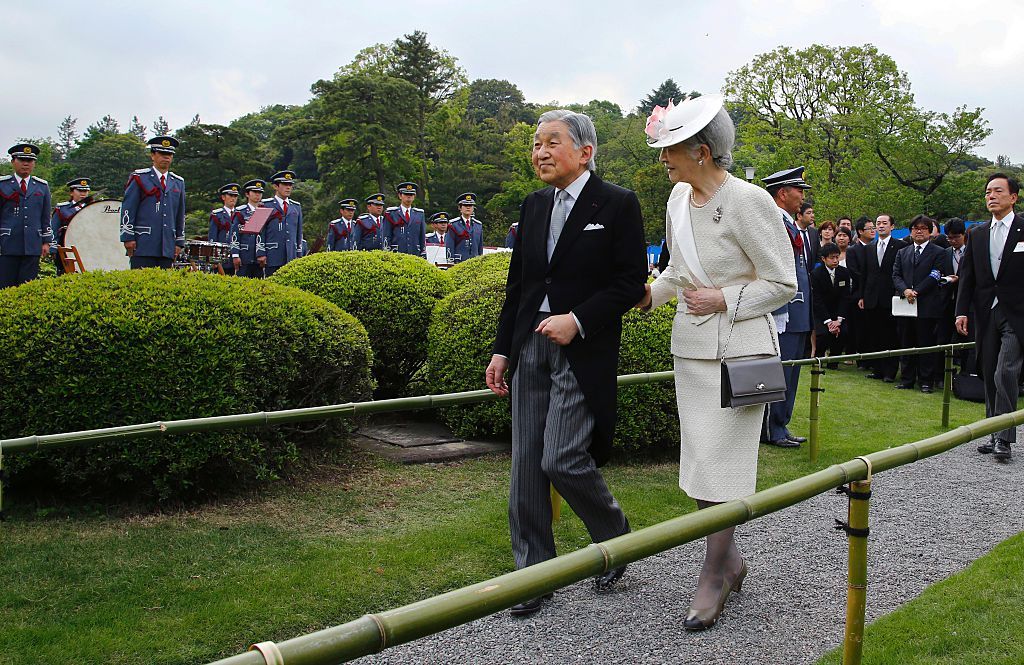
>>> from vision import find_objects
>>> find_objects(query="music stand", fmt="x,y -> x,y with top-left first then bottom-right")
241,208 -> 272,234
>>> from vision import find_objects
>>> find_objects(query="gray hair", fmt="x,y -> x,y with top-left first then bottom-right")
680,107 -> 735,170
536,109 -> 598,171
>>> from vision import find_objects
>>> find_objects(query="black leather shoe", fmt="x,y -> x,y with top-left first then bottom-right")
866,373 -> 883,380
978,441 -> 995,454
786,435 -> 807,444
896,383 -> 915,390
509,593 -> 553,617
765,438 -> 800,448
920,385 -> 933,394
595,565 -> 627,592
883,377 -> 896,383
993,441 -> 1012,462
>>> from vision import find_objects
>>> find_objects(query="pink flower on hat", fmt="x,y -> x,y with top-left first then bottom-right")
645,99 -> 675,142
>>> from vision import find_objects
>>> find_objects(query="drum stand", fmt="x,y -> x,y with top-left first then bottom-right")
59,246 -> 86,273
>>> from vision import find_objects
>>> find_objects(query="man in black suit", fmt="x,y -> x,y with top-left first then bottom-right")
892,215 -> 954,392
486,110 -> 648,614
795,202 -> 820,270
811,242 -> 852,368
846,217 -> 876,363
859,213 -> 906,381
956,173 -> 1024,462
938,218 -> 973,369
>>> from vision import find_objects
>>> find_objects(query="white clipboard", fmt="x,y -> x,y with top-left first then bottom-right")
892,296 -> 918,318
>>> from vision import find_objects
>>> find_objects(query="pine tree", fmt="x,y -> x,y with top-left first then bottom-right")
129,116 -> 147,141
151,116 -> 170,136
189,113 -> 201,126
56,115 -> 79,160
639,79 -> 698,116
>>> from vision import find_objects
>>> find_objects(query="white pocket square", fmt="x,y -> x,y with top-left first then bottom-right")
583,223 -> 605,231
1013,241 -> 1024,253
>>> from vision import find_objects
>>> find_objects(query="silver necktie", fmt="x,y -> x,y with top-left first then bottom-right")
992,221 -> 1006,277
547,190 -> 568,259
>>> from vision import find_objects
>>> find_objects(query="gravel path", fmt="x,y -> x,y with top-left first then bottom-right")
357,430 -> 1024,665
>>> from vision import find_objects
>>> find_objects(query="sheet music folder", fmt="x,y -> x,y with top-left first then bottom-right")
240,208 -> 272,234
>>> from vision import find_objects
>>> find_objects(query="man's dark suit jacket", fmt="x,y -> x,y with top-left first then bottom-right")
859,236 -> 907,311
795,224 -> 820,266
810,264 -> 852,335
892,242 -> 954,319
494,173 -> 648,466
956,212 -> 1024,351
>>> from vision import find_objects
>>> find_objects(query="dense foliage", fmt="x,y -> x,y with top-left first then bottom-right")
0,270 -> 374,499
270,251 -> 453,397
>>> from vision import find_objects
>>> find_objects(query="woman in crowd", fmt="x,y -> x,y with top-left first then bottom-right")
818,220 -> 837,247
835,226 -> 852,267
637,95 -> 796,630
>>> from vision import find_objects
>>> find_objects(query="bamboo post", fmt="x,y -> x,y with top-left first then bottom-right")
550,485 -> 561,523
842,474 -> 872,665
809,361 -> 824,464
942,347 -> 954,429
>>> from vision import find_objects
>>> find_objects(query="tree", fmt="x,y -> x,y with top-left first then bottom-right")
172,123 -> 273,214
56,116 -> 79,161
188,114 -> 201,127
85,115 -> 120,141
61,133 -> 147,197
466,79 -> 534,127
638,79 -> 687,115
129,116 -> 147,141
151,116 -> 170,136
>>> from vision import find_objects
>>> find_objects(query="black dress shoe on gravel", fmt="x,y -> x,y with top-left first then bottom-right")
993,441 -> 1012,462
509,593 -> 553,617
896,383 -> 915,389
978,441 -> 995,454
595,565 -> 627,592
766,438 -> 800,448
786,435 -> 807,444
920,384 -> 933,393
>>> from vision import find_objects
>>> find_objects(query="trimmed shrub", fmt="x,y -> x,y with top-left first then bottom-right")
444,251 -> 512,286
271,251 -> 453,397
426,273 -> 678,454
0,270 -> 373,499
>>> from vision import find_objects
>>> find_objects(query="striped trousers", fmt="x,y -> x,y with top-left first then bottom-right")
509,316 -> 629,569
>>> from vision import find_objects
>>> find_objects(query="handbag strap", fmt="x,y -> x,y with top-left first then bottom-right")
720,284 -> 780,360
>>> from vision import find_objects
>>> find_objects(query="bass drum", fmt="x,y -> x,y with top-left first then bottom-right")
63,200 -> 130,271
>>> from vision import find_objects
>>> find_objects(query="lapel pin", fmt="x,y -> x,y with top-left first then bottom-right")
713,205 -> 723,223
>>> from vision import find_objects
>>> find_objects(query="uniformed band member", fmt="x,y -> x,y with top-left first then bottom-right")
120,135 -> 186,269
231,179 -> 265,277
50,177 -> 92,275
352,193 -> 385,251
426,211 -> 449,245
505,222 -> 518,249
257,170 -> 304,278
209,183 -> 242,244
382,181 -> 426,256
0,143 -> 52,287
327,198 -> 358,251
446,192 -> 483,262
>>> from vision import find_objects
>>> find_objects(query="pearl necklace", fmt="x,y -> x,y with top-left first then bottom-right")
690,174 -> 729,209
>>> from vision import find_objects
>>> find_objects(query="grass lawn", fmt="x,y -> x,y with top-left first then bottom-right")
0,367 -> 1001,664
817,531 -> 1024,665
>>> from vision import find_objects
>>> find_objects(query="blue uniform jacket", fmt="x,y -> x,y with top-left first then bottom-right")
382,206 -> 426,256
208,207 -> 242,245
772,215 -> 813,333
257,197 -> 303,267
352,213 -> 383,250
230,203 -> 261,266
0,175 -> 52,256
50,199 -> 87,254
119,168 -> 186,259
327,218 -> 353,251
505,223 -> 518,249
445,217 -> 483,263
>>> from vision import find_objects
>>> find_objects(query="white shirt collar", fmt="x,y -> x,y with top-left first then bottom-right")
914,240 -> 929,250
275,195 -> 289,208
992,211 -> 1015,227
826,266 -> 836,277
152,167 -> 168,179
780,208 -> 794,224
557,169 -> 590,202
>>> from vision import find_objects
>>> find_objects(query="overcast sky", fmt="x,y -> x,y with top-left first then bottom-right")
4,0 -> 1022,164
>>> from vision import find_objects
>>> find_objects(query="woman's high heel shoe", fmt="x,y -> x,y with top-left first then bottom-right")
683,559 -> 747,631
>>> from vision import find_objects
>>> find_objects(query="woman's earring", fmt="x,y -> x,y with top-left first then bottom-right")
698,159 -> 704,166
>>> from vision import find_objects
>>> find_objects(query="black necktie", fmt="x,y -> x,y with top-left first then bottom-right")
802,230 -> 810,264
913,245 -> 921,266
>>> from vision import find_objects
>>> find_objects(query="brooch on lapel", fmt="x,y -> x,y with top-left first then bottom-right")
713,205 -> 723,223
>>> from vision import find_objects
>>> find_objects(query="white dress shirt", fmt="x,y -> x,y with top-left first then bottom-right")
990,211 -> 1014,307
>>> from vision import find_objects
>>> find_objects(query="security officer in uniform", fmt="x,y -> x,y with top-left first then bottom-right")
352,193 -> 385,251
0,143 -> 52,287
327,198 -> 357,251
257,170 -> 303,277
446,192 -> 484,262
120,136 -> 186,269
382,181 -> 426,256
50,177 -> 92,275
231,179 -> 265,277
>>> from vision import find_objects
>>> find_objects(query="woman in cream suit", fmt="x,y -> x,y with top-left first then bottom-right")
638,95 -> 796,630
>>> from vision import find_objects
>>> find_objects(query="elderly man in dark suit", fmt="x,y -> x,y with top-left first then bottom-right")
892,215 -> 954,393
956,173 -> 1024,462
859,213 -> 906,382
485,110 -> 648,616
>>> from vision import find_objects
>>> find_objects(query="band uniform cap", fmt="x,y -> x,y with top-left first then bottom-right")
761,166 -> 812,190
67,177 -> 91,190
396,181 -> 419,195
430,211 -> 450,223
243,178 -> 265,192
9,143 -> 41,160
645,93 -> 724,148
271,170 -> 296,184
365,193 -> 385,205
148,135 -> 179,153
339,198 -> 357,209
456,192 -> 477,206
219,183 -> 242,195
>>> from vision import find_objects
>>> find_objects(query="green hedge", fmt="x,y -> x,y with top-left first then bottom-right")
426,271 -> 678,453
444,251 -> 512,286
271,251 -> 452,397
0,270 -> 373,500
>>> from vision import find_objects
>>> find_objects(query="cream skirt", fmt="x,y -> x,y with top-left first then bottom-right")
673,356 -> 762,502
